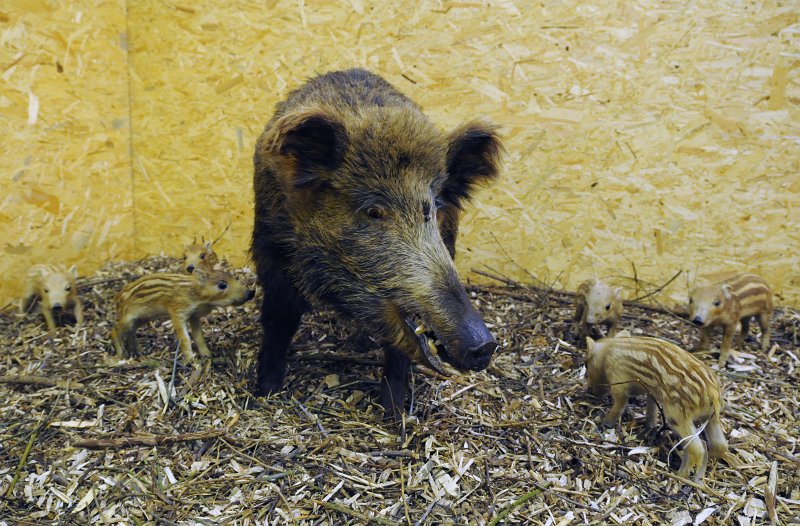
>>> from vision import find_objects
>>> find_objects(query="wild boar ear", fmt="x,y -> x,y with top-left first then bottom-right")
269,109 -> 349,189
721,284 -> 732,300
443,120 -> 503,208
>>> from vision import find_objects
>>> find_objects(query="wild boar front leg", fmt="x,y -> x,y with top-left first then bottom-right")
255,272 -> 305,397
42,307 -> 57,331
130,324 -> 143,356
573,301 -> 587,343
73,300 -> 84,328
111,323 -> 127,355
602,384 -> 629,427
718,323 -> 736,366
381,346 -> 410,420
673,420 -> 708,481
697,327 -> 711,352
19,285 -> 36,314
645,395 -> 659,430
736,317 -> 750,347
170,313 -> 196,364
705,412 -> 728,461
680,437 -> 708,481
189,315 -> 211,358
112,321 -> 140,356
757,312 -> 771,352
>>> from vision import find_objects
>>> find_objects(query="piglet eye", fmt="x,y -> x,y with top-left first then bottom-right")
689,298 -> 693,304
713,299 -> 721,307
605,304 -> 611,310
65,285 -> 71,291
366,206 -> 385,220
217,281 -> 228,290
44,288 -> 50,293
200,253 -> 206,260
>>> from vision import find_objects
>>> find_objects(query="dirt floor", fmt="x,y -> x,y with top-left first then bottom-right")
1,257 -> 798,525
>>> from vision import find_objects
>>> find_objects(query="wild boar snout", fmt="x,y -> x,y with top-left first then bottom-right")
454,317 -> 497,370
423,273 -> 497,371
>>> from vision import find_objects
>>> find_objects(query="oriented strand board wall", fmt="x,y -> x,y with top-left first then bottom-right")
0,0 -> 132,306
2,1 -> 799,308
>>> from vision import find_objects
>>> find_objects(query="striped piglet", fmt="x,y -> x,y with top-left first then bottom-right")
111,269 -> 254,364
689,273 -> 773,366
586,334 -> 728,481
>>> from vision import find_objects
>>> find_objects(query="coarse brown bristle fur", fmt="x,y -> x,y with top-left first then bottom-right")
251,69 -> 504,416
1,256 -> 799,523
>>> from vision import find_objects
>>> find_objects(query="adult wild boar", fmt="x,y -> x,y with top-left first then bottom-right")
252,69 -> 502,417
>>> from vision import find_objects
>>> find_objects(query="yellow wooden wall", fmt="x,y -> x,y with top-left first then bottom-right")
2,1 -> 799,308
1,0 -> 133,307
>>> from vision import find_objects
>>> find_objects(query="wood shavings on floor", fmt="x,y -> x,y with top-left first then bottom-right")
1,257 -> 798,524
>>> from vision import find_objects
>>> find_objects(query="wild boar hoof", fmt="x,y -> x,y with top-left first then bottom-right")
254,380 -> 283,398
381,405 -> 405,423
644,425 -> 664,441
601,417 -> 617,428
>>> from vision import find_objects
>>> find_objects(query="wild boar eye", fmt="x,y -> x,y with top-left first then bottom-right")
713,299 -> 721,306
217,281 -> 228,290
423,203 -> 432,222
366,206 -> 386,220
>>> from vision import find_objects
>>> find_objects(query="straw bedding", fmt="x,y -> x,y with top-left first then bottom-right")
1,257 -> 798,525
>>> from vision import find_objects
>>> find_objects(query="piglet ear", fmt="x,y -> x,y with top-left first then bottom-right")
721,284 -> 733,300
68,265 -> 78,279
614,287 -> 622,299
443,120 -> 503,208
266,109 -> 349,189
585,336 -> 596,350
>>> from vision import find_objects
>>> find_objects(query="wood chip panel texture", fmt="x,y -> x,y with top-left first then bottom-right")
1,1 -> 798,306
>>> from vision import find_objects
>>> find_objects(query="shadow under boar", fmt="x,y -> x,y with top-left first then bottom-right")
252,68 -> 502,418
